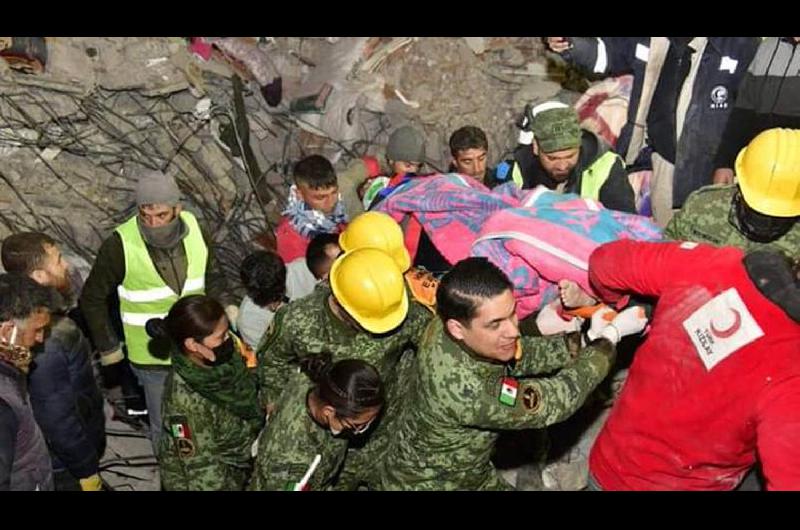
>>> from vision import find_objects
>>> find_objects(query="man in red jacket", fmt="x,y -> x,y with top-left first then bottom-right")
586,239 -> 800,490
276,155 -> 347,263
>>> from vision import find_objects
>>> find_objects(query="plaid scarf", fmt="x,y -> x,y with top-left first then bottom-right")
283,185 -> 348,238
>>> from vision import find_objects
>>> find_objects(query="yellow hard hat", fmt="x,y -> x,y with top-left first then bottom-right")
339,211 -> 411,272
735,128 -> 800,217
329,248 -> 409,334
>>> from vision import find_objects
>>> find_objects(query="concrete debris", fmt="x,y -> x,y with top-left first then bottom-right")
463,37 -> 487,55
40,146 -> 62,162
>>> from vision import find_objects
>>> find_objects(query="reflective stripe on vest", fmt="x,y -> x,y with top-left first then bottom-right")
116,211 -> 208,366
511,162 -> 524,189
579,151 -> 621,201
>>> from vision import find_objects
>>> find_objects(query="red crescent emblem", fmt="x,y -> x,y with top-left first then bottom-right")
710,309 -> 741,339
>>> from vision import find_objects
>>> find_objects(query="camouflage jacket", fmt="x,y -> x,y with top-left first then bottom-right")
376,318 -> 614,491
249,370 -> 348,491
255,284 -> 432,408
158,361 -> 262,491
665,184 -> 800,258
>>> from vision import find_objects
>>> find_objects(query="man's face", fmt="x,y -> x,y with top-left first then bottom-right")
453,148 -> 488,181
297,183 -> 339,215
13,310 -> 52,349
536,144 -> 580,182
446,289 -> 519,363
139,203 -> 180,227
33,244 -> 71,293
389,160 -> 422,176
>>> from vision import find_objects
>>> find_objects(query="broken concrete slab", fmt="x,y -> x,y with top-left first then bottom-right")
463,37 -> 487,55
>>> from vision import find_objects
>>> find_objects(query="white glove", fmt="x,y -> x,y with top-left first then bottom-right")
598,306 -> 648,345
535,300 -> 582,335
586,305 -> 617,342
558,279 -> 597,309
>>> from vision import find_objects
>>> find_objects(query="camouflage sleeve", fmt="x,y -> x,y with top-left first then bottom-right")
255,305 -> 295,408
256,447 -> 337,491
405,301 -> 434,346
465,340 -> 614,431
514,334 -> 572,376
160,405 -> 245,490
663,195 -> 693,240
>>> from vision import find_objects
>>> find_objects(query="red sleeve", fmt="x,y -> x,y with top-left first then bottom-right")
361,156 -> 381,179
275,217 -> 309,263
588,240 -> 726,305
756,375 -> 800,490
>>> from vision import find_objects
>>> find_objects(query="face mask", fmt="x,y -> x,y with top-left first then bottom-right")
329,416 -> 374,438
0,324 -> 33,374
731,192 -> 797,243
140,214 -> 184,248
204,337 -> 234,367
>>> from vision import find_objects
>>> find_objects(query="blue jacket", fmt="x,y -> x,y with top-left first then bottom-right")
561,37 -> 759,207
28,314 -> 106,479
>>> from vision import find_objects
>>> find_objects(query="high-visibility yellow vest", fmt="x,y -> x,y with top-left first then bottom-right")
116,211 -> 208,366
511,150 -> 620,201
579,151 -> 621,201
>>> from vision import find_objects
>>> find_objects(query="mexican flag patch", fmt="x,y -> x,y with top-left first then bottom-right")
499,377 -> 518,406
170,416 -> 192,440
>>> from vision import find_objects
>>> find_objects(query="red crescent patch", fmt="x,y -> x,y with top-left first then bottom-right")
710,309 -> 741,339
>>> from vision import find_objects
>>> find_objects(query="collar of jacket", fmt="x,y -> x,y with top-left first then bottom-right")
0,358 -> 25,384
323,290 -> 359,338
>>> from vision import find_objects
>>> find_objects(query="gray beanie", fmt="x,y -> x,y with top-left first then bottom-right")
135,170 -> 181,206
386,126 -> 426,163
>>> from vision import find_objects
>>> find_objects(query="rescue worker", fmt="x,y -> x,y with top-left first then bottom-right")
0,273 -> 56,490
586,239 -> 800,490
147,295 -> 262,490
305,232 -> 342,282
338,211 -> 438,312
256,247 -> 432,489
376,257 -> 647,490
2,232 -> 105,491
249,356 -> 384,491
340,125 -> 427,219
275,155 -> 347,263
494,102 -> 635,213
79,170 -> 233,452
665,128 -> 800,258
712,38 -> 800,185
545,37 -> 760,225
447,125 -> 493,185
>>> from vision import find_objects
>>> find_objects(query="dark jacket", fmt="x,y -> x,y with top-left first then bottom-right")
79,216 -> 232,358
714,37 -> 800,169
28,314 -> 106,479
561,37 -> 759,207
495,130 -> 635,213
0,360 -> 53,490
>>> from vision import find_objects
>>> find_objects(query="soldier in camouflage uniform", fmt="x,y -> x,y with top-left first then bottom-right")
665,128 -> 800,258
249,357 -> 383,490
148,295 -> 263,490
256,248 -> 432,488
375,257 -> 648,490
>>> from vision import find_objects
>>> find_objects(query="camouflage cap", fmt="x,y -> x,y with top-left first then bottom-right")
530,102 -> 581,153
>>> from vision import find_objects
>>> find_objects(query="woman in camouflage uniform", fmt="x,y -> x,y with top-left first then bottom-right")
249,356 -> 384,491
146,295 -> 263,490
